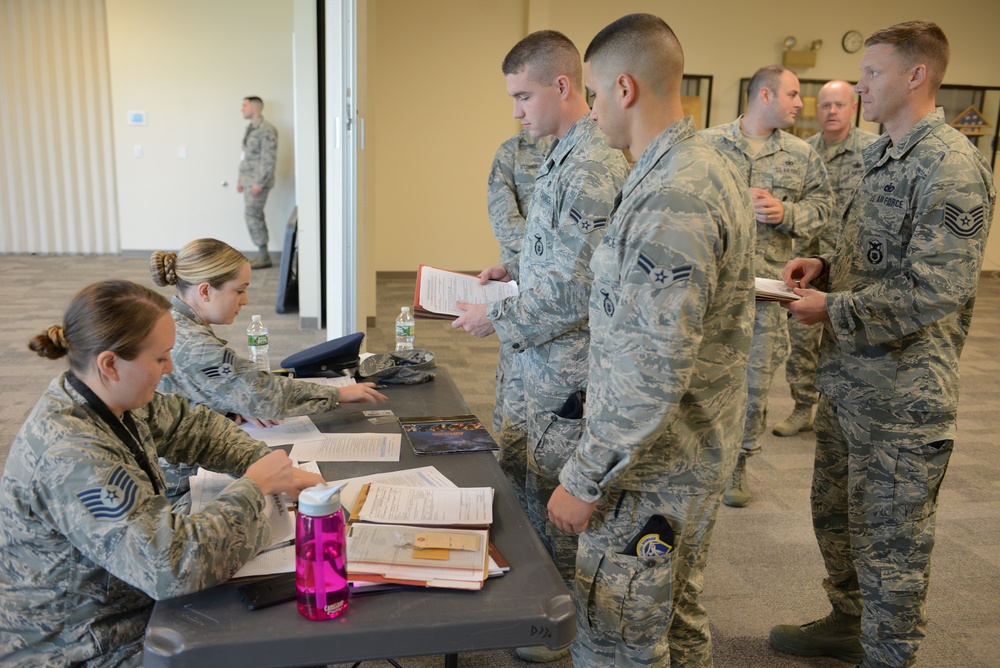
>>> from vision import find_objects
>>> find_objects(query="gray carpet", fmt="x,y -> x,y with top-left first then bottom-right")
1,255 -> 997,667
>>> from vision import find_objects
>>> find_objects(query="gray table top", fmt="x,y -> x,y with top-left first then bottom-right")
144,367 -> 575,668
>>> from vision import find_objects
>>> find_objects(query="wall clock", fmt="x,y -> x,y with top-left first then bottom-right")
842,30 -> 863,54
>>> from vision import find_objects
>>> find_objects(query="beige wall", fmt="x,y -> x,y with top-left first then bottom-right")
106,0 -> 295,255
366,0 -> 1000,278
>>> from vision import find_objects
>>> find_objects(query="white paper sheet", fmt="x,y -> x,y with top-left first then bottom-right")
296,375 -> 357,387
359,484 -> 493,526
417,266 -> 519,317
331,466 -> 456,518
290,433 -> 401,462
241,415 -> 323,446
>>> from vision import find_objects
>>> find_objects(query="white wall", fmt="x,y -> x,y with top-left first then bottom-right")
105,0 -> 295,255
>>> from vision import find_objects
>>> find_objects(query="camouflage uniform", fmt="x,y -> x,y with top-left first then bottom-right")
238,115 -> 278,246
559,118 -> 755,667
156,296 -> 342,496
486,115 -> 628,582
699,117 -> 832,450
487,130 -> 549,508
0,373 -> 273,666
785,127 -> 880,408
812,109 -> 994,666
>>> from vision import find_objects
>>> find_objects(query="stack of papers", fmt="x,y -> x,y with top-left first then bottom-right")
754,277 -> 802,302
346,482 -> 497,590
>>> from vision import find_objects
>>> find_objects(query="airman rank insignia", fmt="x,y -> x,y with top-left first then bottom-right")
202,349 -> 236,379
638,252 -> 691,288
863,236 -> 885,266
533,234 -> 544,256
600,289 -> 614,317
570,208 -> 607,234
77,465 -> 139,519
943,202 -> 986,239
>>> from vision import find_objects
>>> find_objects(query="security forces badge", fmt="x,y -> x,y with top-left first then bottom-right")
201,349 -> 236,379
863,235 -> 886,267
77,465 -> 140,519
638,251 -> 692,289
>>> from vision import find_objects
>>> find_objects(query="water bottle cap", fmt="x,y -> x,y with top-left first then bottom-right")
401,307 -> 410,313
252,314 -> 262,322
298,481 -> 348,516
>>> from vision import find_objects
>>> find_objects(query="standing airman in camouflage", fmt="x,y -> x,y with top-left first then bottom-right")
487,129 -> 550,507
237,96 -> 278,269
0,280 -> 322,666
453,30 -> 628,663
700,66 -> 833,507
548,15 -> 754,667
774,81 -> 879,438
150,239 -> 386,497
771,21 -> 995,668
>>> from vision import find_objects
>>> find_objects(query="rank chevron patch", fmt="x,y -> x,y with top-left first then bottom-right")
201,349 -> 236,379
570,208 -> 607,234
637,253 -> 692,288
943,202 -> 986,239
77,465 -> 139,519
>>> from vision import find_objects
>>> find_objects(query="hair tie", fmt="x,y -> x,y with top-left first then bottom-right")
46,324 -> 69,351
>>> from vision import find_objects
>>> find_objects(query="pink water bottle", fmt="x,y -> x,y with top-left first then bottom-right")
296,481 -> 349,620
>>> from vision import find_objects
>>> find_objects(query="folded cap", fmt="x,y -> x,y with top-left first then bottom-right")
280,332 -> 365,376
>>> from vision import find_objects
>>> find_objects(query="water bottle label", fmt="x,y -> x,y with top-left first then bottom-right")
248,334 -> 269,346
395,325 -> 413,337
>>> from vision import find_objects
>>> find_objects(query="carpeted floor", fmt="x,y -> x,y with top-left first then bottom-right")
1,255 -> 998,667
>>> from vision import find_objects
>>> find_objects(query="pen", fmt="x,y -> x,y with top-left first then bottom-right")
258,539 -> 295,555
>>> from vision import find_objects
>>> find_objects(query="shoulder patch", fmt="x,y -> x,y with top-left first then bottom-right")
77,465 -> 140,519
943,202 -> 986,239
570,208 -> 608,234
637,252 -> 692,288
201,349 -> 236,379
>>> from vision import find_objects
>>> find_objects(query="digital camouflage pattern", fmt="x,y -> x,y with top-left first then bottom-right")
0,374 -> 272,666
238,116 -> 278,246
487,130 -> 549,508
786,126 -> 880,407
160,297 -> 342,418
487,129 -> 551,281
559,118 -> 755,666
487,115 -> 629,582
813,108 -> 995,666
699,117 -> 833,449
157,297 -> 342,496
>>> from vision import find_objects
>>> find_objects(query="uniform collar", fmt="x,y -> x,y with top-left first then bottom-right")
621,116 -> 697,201
865,107 -> 945,168
538,114 -> 593,177
723,115 -> 790,159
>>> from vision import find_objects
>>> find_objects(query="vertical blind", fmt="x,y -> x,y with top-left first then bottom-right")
0,0 -> 118,254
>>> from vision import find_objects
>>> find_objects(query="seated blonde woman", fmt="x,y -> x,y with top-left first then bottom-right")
149,238 -> 386,495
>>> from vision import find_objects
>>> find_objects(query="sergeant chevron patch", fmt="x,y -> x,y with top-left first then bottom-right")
943,202 -> 986,239
201,349 -> 236,378
77,465 -> 139,519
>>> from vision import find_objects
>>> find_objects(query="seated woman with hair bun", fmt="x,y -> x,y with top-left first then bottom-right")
0,279 -> 323,665
149,238 -> 387,494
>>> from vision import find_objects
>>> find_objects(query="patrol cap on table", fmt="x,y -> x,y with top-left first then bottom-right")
280,332 -> 364,376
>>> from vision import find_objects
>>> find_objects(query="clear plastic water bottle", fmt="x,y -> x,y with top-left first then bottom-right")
296,482 -> 349,621
395,306 -> 415,351
247,314 -> 270,371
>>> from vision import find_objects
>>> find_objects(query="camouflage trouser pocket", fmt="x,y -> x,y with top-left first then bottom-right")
528,412 -> 584,479
585,547 -> 674,647
874,566 -> 926,642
